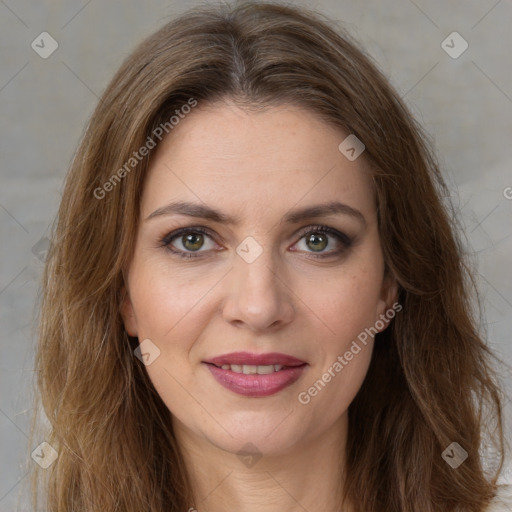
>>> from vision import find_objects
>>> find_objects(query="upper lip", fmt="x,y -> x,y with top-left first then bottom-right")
204,351 -> 307,367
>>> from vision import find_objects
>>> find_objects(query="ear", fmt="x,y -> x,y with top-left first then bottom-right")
120,285 -> 139,337
375,272 -> 400,333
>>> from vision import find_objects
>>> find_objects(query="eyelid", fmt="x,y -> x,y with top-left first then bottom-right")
294,224 -> 353,247
160,226 -> 221,258
160,226 -> 218,247
159,224 -> 353,258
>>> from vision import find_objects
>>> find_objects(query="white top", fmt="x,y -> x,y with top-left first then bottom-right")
487,484 -> 512,511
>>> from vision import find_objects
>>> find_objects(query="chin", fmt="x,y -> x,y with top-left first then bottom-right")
193,408 -> 316,457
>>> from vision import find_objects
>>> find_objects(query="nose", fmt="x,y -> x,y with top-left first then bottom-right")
221,249 -> 295,332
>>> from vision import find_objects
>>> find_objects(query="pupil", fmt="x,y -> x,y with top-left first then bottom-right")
183,233 -> 203,251
307,233 -> 327,252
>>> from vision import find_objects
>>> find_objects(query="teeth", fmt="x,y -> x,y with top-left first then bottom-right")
256,365 -> 276,375
218,364 -> 285,373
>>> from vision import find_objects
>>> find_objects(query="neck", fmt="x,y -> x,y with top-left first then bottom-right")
172,413 -> 353,512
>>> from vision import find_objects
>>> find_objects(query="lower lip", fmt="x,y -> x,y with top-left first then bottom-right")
204,363 -> 307,397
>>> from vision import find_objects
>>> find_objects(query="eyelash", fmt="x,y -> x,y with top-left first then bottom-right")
159,225 -> 353,260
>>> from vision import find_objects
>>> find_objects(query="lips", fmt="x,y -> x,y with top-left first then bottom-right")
203,351 -> 308,397
204,351 -> 306,367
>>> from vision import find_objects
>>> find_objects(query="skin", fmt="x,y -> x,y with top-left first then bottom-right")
121,100 -> 397,512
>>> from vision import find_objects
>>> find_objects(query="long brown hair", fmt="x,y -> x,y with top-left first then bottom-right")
31,2 -> 507,511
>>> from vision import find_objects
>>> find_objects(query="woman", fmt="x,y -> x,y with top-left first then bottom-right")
31,2 -> 511,511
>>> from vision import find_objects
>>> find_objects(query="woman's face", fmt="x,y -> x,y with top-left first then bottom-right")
121,101 -> 397,457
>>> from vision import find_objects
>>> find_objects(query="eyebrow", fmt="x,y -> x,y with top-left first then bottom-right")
145,200 -> 366,227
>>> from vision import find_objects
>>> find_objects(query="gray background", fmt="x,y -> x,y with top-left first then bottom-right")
1,0 -> 511,509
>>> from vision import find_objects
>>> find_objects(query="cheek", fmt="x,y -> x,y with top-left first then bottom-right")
294,252 -> 384,408
300,261 -> 385,346
296,272 -> 379,420
127,263 -> 214,413
128,258 -> 222,341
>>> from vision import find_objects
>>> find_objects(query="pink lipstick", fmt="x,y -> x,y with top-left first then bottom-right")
203,351 -> 308,397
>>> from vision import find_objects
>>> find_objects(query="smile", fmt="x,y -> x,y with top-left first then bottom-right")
216,363 -> 286,374
203,361 -> 308,397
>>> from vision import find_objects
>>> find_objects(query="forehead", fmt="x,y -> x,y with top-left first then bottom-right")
141,101 -> 375,221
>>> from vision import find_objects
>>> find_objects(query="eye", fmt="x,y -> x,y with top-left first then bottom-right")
292,225 -> 352,258
160,227 -> 219,258
160,224 -> 353,260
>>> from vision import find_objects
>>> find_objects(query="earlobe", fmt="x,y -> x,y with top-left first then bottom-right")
376,274 -> 399,331
385,277 -> 399,312
120,287 -> 138,337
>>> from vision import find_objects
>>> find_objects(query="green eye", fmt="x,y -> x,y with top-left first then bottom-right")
294,225 -> 352,257
161,224 -> 352,260
161,227 -> 217,258
305,232 -> 328,252
182,233 -> 204,251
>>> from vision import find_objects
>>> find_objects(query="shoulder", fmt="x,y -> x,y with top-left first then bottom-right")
485,484 -> 512,511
